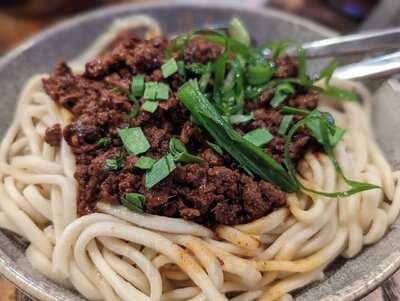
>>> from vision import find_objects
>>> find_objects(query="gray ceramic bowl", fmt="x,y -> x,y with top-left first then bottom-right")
0,1 -> 399,300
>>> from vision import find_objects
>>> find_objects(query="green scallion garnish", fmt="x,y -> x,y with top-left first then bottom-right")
135,156 -> 156,170
143,82 -> 158,100
96,137 -> 111,148
105,154 -> 124,171
117,127 -> 150,155
177,60 -> 186,77
278,115 -> 293,135
281,106 -> 310,116
131,75 -> 145,98
145,154 -> 176,189
142,101 -> 159,113
177,80 -> 298,192
228,17 -> 251,46
270,82 -> 295,108
243,128 -> 273,147
169,137 -> 204,164
161,58 -> 178,78
283,109 -> 378,197
247,64 -> 274,86
157,83 -> 170,100
229,113 -> 254,124
121,193 -> 145,213
207,141 -> 224,155
323,85 -> 357,102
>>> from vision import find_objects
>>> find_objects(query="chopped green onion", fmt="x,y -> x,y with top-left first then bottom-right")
270,82 -> 295,108
128,93 -> 137,103
243,128 -> 273,147
121,193 -> 145,213
323,85 -> 357,102
317,61 -> 338,83
96,137 -> 111,148
165,32 -> 191,58
281,106 -> 310,116
229,113 -> 254,124
143,82 -> 170,100
105,154 -> 124,171
278,115 -> 293,135
199,63 -> 212,92
145,154 -> 176,189
142,101 -> 159,113
177,60 -> 186,77
143,82 -> 158,100
161,58 -> 178,78
177,80 -> 298,192
169,137 -> 204,164
186,63 -> 208,75
283,109 -> 378,197
297,47 -> 313,88
213,51 -> 228,98
228,17 -> 250,46
131,76 -> 145,97
247,64 -> 274,85
135,156 -> 156,170
260,40 -> 292,60
207,141 -> 224,155
156,83 -> 170,100
117,127 -> 150,155
127,107 -> 139,118
175,153 -> 204,164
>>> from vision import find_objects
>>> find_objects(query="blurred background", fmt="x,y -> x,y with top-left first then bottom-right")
1,0 -> 400,301
1,0 -> 400,55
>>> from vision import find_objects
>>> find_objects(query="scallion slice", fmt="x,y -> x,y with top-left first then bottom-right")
283,109 -> 378,197
96,137 -> 111,148
228,17 -> 251,46
143,82 -> 158,100
177,60 -> 186,77
323,85 -> 357,102
142,101 -> 159,113
169,137 -> 204,164
177,80 -> 298,192
161,58 -> 178,78
121,193 -> 145,213
156,83 -> 170,100
145,154 -> 176,189
117,127 -> 150,155
278,115 -> 293,135
247,64 -> 274,85
104,154 -> 124,171
243,128 -> 273,147
135,156 -> 156,170
281,106 -> 310,116
207,141 -> 224,155
131,75 -> 145,97
229,113 -> 254,124
270,82 -> 295,108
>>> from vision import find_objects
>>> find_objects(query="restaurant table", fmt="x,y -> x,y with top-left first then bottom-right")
0,0 -> 399,300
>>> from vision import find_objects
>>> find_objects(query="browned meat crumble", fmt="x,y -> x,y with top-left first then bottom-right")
43,33 -> 318,226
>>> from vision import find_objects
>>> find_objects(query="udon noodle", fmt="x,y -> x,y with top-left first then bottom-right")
0,15 -> 399,301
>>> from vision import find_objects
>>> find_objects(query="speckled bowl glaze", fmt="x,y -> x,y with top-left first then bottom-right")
0,1 -> 399,300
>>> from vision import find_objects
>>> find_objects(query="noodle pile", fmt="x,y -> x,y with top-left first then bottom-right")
0,15 -> 399,301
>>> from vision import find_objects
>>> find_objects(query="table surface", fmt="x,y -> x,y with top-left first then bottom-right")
0,1 -> 397,300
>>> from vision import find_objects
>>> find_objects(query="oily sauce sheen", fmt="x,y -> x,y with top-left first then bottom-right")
42,32 -> 319,226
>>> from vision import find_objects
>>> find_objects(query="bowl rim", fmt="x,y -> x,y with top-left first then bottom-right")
0,1 -> 394,301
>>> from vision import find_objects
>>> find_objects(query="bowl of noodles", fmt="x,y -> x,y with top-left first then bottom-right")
0,2 -> 399,301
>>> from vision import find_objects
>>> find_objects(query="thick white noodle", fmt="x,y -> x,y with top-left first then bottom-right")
0,14 -> 398,301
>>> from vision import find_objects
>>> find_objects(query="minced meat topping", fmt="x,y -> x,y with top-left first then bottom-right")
42,31 -> 319,226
